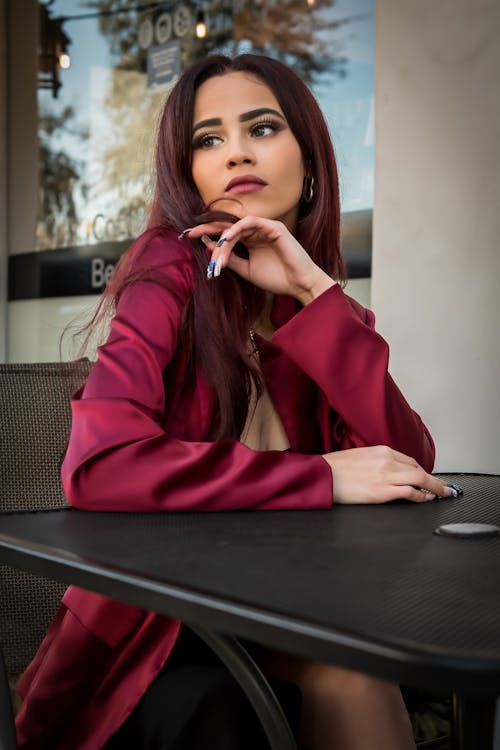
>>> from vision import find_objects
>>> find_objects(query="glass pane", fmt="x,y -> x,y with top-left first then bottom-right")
36,0 -> 372,252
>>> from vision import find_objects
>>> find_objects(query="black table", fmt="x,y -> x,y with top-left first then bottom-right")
1,473 -> 500,749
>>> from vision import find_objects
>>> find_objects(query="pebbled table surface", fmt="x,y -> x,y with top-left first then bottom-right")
1,473 -> 500,694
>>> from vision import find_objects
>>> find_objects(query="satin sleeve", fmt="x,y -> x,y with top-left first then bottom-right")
272,284 -> 435,471
61,234 -> 333,512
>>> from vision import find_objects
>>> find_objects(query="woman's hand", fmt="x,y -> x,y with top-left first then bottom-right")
183,216 -> 335,305
322,446 -> 455,504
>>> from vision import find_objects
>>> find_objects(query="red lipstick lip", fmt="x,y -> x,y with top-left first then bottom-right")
225,175 -> 267,192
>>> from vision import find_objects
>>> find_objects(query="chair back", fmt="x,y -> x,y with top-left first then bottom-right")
0,359 -> 91,678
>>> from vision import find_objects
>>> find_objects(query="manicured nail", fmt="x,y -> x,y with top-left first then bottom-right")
446,482 -> 464,497
213,261 -> 221,278
216,236 -> 227,248
178,228 -> 192,240
201,235 -> 212,248
207,260 -> 215,279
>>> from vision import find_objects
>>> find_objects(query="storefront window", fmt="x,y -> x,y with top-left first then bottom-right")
36,0 -> 373,251
8,0 -> 373,362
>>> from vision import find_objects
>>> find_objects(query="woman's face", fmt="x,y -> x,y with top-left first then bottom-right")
191,72 -> 305,232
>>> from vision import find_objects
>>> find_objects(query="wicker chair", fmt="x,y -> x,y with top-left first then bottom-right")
0,359 -> 92,747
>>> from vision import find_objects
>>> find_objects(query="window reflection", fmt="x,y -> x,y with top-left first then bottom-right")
36,0 -> 373,252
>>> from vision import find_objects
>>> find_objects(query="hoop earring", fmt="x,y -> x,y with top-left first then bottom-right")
303,176 -> 314,203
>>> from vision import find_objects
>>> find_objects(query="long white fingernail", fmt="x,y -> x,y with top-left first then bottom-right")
201,235 -> 212,248
214,261 -> 221,278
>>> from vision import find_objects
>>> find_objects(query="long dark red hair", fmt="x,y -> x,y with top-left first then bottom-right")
98,55 -> 344,440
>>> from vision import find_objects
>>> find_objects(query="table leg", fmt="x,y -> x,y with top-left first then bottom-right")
188,626 -> 297,750
0,646 -> 18,750
452,693 -> 496,749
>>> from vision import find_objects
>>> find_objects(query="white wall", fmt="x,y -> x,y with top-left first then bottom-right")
8,296 -> 100,363
372,0 -> 500,473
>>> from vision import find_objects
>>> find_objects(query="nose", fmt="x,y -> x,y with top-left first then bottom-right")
225,137 -> 256,169
226,155 -> 254,168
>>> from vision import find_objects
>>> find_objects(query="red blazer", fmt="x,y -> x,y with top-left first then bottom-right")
16,229 -> 435,749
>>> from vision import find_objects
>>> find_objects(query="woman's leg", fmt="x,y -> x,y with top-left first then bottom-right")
105,663 -> 270,749
262,652 -> 416,750
104,626 -> 301,750
106,624 -> 414,750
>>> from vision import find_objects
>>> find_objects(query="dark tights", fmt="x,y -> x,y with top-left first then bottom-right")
104,628 -> 300,750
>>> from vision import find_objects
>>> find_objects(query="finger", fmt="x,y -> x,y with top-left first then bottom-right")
209,243 -> 246,279
219,215 -> 284,245
201,235 -> 215,259
206,237 -> 240,279
378,447 -> 452,497
180,222 -> 232,240
408,468 -> 453,497
219,215 -> 262,241
198,232 -> 236,279
227,253 -> 250,280
182,225 -> 231,277
389,466 -> 453,498
393,485 -> 437,503
203,243 -> 218,279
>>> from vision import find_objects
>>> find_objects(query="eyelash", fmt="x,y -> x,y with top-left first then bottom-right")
192,118 -> 282,150
250,118 -> 281,137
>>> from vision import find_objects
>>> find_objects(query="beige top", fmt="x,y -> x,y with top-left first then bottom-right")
239,305 -> 290,452
240,376 -> 290,451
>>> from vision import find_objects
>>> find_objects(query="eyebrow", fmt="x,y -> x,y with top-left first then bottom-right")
192,107 -> 286,135
240,107 -> 285,123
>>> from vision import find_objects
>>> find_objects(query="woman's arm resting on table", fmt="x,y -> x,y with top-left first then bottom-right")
272,285 -> 451,503
274,284 -> 435,470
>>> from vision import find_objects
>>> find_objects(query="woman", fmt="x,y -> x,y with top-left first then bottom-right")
15,54 -> 456,749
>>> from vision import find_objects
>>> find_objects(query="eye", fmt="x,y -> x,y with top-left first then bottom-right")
250,120 -> 280,138
193,133 -> 223,149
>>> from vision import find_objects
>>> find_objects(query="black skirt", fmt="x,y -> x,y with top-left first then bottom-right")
104,626 -> 301,749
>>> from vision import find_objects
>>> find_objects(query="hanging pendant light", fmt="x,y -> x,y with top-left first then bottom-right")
58,52 -> 71,69
38,3 -> 72,97
196,10 -> 207,39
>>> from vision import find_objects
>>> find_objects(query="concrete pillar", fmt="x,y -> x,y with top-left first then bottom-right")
0,0 -> 7,361
8,0 -> 38,257
372,0 -> 500,472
